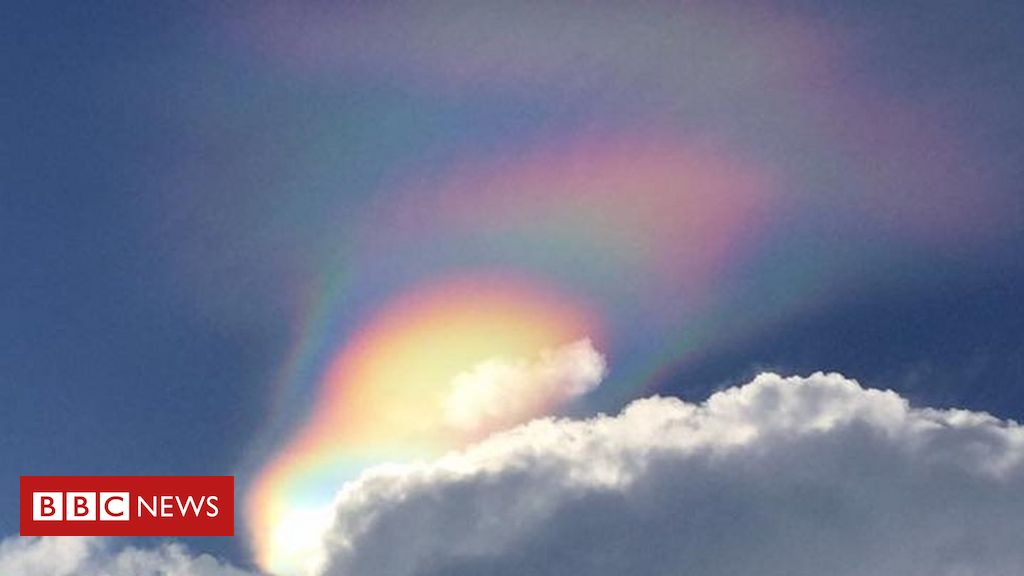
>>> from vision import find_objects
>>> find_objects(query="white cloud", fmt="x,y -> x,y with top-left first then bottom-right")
442,338 -> 606,433
0,536 -> 93,576
0,536 -> 252,576
312,372 -> 1024,576
8,373 -> 1024,576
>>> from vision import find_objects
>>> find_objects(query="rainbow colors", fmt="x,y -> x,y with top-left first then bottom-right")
243,134 -> 788,573
248,275 -> 601,573
351,136 -> 782,397
231,5 -> 1015,574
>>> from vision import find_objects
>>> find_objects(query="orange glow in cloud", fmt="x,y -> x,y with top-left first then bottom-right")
247,275 -> 601,573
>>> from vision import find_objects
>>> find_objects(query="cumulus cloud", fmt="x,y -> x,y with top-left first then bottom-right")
443,338 -> 606,433
0,536 -> 252,576
312,372 -> 1024,576
9,373 -> 1023,576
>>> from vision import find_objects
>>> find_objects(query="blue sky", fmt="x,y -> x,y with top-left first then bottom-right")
2,2 -> 1023,573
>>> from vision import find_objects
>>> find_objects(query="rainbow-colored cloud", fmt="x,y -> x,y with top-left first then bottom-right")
225,4 -> 1017,574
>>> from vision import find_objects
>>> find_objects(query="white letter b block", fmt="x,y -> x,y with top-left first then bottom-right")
66,492 -> 96,521
33,492 -> 63,521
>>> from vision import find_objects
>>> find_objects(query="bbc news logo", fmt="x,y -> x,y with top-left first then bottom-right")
20,476 -> 233,536
32,490 -> 219,522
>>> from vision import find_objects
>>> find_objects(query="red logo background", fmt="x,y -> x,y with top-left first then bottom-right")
20,476 -> 234,536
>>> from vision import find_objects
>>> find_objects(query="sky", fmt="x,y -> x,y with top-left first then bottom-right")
2,2 -> 1023,575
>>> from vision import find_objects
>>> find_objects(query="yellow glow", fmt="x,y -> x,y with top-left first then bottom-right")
248,275 -> 600,573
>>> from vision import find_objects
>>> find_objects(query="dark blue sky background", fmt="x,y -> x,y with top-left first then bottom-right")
2,1 -> 1022,568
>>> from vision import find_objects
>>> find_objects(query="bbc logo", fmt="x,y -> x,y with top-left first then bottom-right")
21,476 -> 233,537
32,492 -> 130,521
